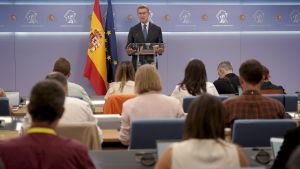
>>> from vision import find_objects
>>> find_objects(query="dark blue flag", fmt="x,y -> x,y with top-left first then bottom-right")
105,0 -> 118,83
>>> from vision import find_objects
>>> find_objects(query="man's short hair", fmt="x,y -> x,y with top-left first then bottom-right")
137,5 -> 149,13
53,57 -> 71,76
239,59 -> 263,85
135,64 -> 161,94
217,61 -> 233,71
45,72 -> 67,87
28,80 -> 65,123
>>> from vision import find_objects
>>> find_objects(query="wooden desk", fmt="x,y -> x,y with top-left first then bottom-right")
103,129 -> 119,143
0,130 -> 19,140
12,106 -> 27,117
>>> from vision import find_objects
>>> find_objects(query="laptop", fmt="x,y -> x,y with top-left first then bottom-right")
5,91 -> 20,107
270,137 -> 284,158
156,140 -> 179,158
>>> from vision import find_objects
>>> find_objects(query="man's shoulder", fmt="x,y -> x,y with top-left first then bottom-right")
214,78 -> 228,85
0,134 -> 86,151
226,73 -> 239,78
150,22 -> 161,29
130,23 -> 141,30
223,95 -> 242,104
68,81 -> 84,90
65,97 -> 89,107
56,135 -> 88,151
0,135 -> 27,148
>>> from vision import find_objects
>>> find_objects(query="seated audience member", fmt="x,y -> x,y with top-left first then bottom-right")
0,80 -> 96,169
104,61 -> 135,100
272,126 -> 300,169
0,88 -> 5,97
23,72 -> 102,142
223,59 -> 288,127
155,94 -> 249,169
171,59 -> 219,105
53,57 -> 94,111
213,61 -> 240,94
261,65 -> 285,93
286,143 -> 300,169
119,64 -> 185,145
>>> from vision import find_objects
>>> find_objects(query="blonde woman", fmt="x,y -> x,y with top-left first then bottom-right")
119,64 -> 185,145
104,61 -> 135,100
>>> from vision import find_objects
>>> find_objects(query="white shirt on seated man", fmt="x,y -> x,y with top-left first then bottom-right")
23,72 -> 103,143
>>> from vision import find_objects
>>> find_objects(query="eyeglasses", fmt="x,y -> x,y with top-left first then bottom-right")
138,12 -> 149,15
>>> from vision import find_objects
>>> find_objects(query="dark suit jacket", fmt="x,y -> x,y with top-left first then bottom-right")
213,73 -> 240,94
126,22 -> 163,69
261,81 -> 285,94
272,126 -> 300,169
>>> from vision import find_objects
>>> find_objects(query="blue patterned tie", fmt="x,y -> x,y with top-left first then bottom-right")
143,24 -> 147,40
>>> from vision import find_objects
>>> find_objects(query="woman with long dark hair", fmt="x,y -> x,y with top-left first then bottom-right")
171,59 -> 219,105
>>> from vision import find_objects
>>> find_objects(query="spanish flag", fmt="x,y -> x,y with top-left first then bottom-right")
84,0 -> 107,95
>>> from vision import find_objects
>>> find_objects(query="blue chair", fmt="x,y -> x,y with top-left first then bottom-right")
182,96 -> 198,112
263,94 -> 298,112
284,94 -> 298,112
129,119 -> 184,149
232,119 -> 297,147
0,97 -> 10,116
182,95 -> 229,112
263,94 -> 285,106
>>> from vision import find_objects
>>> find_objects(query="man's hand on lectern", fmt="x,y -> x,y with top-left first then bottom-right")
156,47 -> 164,55
126,48 -> 134,56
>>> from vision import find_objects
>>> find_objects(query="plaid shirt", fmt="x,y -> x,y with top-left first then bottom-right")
223,90 -> 286,127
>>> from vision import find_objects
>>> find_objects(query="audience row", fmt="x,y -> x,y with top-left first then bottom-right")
0,57 -> 296,169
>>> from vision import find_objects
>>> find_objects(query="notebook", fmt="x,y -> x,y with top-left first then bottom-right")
5,91 -> 20,106
270,137 -> 284,158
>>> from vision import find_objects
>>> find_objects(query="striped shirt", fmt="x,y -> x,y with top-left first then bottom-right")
223,90 -> 286,127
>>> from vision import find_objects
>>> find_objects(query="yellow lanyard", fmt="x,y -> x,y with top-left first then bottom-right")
27,127 -> 57,135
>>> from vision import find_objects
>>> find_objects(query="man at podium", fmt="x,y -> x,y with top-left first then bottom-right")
126,5 -> 164,70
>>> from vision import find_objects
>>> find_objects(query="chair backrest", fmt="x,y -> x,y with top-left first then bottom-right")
103,94 -> 136,114
183,95 -> 229,112
232,119 -> 297,147
262,94 -> 298,112
0,97 -> 10,116
284,94 -> 298,112
56,122 -> 101,150
262,94 -> 285,106
129,119 -> 185,149
261,89 -> 284,94
182,96 -> 198,112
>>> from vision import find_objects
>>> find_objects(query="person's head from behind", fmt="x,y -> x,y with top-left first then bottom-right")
180,59 -> 207,95
45,72 -> 68,94
217,61 -> 233,78
28,80 -> 65,126
137,5 -> 150,24
239,59 -> 263,89
184,94 -> 225,140
116,61 -> 135,92
53,57 -> 71,78
135,64 -> 161,94
262,65 -> 270,81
